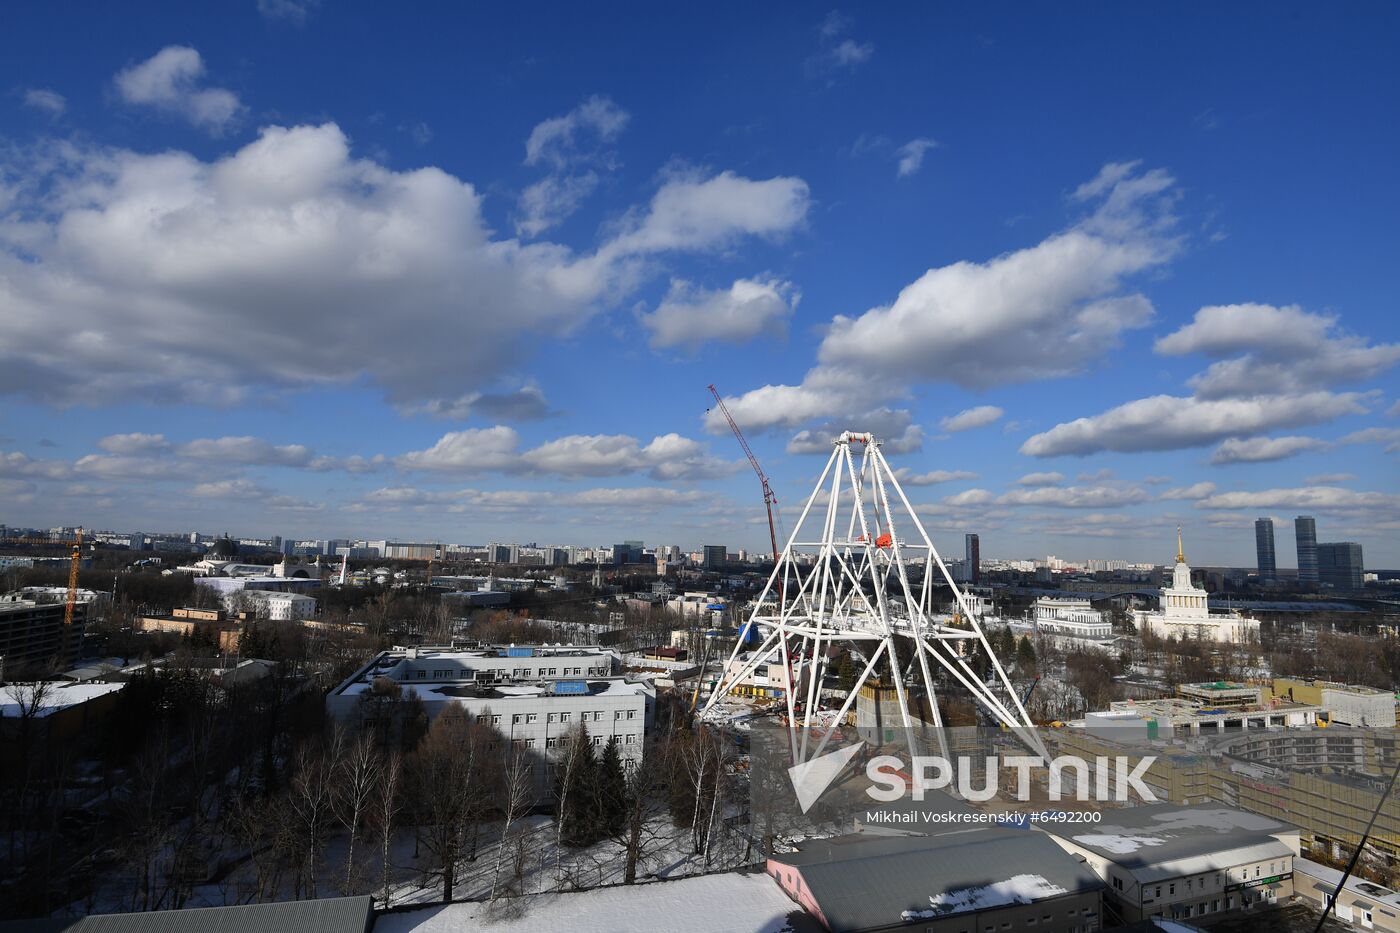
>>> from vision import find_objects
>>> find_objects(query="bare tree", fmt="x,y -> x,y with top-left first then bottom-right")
285,742 -> 334,899
375,750 -> 404,907
409,707 -> 499,902
490,748 -> 534,901
334,729 -> 382,895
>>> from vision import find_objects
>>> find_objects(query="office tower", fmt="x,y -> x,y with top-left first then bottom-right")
1254,518 -> 1276,581
1318,542 -> 1364,590
1294,516 -> 1318,586
964,533 -> 981,585
702,545 -> 727,569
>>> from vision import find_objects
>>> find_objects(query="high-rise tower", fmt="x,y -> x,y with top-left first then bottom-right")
1254,517 -> 1276,582
1294,516 -> 1318,586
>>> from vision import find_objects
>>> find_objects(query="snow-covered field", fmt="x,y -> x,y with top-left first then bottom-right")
376,871 -> 806,933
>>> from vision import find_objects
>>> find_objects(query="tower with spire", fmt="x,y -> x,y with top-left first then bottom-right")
1135,527 -> 1260,643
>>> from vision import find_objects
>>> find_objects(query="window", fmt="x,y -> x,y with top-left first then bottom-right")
525,738 -> 536,748
549,667 -> 557,675
561,712 -> 571,722
477,714 -> 490,724
627,710 -> 636,720
492,714 -> 501,725
526,713 -> 538,723
593,736 -> 602,746
512,714 -> 522,724
626,734 -> 636,744
546,737 -> 558,748
416,671 -> 426,679
615,711 -> 623,720
1169,884 -> 1175,895
548,713 -> 557,723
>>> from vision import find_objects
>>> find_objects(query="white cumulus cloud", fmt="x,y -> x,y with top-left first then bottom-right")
640,277 -> 797,351
1209,435 -> 1328,464
940,405 -> 1004,432
114,46 -> 243,133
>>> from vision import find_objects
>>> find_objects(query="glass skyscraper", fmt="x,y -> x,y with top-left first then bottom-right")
1254,517 -> 1276,581
1295,515 -> 1318,585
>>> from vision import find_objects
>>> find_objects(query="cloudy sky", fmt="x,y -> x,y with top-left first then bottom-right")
1,3 -> 1397,566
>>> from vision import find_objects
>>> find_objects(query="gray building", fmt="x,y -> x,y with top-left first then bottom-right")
28,895 -> 373,933
702,544 -> 727,569
1254,518 -> 1276,581
0,599 -> 87,671
1294,516 -> 1319,585
964,533 -> 980,585
767,828 -> 1104,932
1040,803 -> 1300,925
1318,541 -> 1364,589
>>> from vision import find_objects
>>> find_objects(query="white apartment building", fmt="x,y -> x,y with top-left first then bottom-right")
327,646 -> 652,793
238,589 -> 318,620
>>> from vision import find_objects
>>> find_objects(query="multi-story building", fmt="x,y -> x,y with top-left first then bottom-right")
963,533 -> 980,585
1269,678 -> 1395,727
702,545 -> 728,569
237,590 -> 317,621
326,646 -> 652,793
1041,803 -> 1300,925
1318,541 -> 1364,589
1032,597 -> 1112,640
1255,517 -> 1276,581
0,599 -> 87,671
1295,516 -> 1319,585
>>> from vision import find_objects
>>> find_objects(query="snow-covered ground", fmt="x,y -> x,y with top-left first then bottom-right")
376,870 -> 805,933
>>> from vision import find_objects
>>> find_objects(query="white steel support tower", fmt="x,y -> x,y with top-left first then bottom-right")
701,432 -> 1039,764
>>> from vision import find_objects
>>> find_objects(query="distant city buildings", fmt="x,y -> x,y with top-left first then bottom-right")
963,533 -> 980,585
1254,517 -> 1276,581
702,544 -> 727,569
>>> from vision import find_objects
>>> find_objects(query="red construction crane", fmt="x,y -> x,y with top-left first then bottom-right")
63,528 -> 83,662
707,384 -> 780,562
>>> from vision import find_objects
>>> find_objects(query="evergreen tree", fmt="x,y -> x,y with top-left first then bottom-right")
556,725 -> 599,847
596,736 -> 628,837
1016,636 -> 1037,672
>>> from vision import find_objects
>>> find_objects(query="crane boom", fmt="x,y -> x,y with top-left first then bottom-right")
708,385 -> 780,561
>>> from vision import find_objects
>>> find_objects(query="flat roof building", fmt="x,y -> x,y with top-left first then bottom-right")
1040,803 -> 1300,925
768,828 -> 1104,932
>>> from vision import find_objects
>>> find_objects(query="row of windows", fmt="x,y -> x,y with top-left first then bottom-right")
415,664 -> 607,680
936,905 -> 1098,932
511,734 -> 640,749
476,709 -> 639,727
1137,860 -> 1286,902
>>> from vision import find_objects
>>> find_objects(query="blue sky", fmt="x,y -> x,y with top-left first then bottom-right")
1,2 -> 1397,566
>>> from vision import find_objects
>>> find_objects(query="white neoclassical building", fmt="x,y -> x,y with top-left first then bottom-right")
1136,529 -> 1260,643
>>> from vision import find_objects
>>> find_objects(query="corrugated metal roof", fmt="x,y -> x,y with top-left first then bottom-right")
771,828 -> 1102,931
61,896 -> 372,933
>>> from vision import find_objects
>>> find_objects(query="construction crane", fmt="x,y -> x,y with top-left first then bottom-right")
707,385 -> 780,562
63,528 -> 84,661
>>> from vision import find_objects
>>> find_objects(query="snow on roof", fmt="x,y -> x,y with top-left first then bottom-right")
374,871 -> 805,933
0,682 -> 125,719
902,874 -> 1070,921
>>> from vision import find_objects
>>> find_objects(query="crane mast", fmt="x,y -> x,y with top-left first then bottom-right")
707,385 -> 780,562
63,528 -> 83,664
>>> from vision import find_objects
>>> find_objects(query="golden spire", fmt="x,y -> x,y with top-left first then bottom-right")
1176,525 -> 1185,564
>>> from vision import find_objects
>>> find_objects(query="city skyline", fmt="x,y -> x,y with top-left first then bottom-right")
2,5 -> 1398,565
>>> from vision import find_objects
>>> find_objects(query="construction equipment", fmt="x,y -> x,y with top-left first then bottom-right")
707,384 -> 781,563
689,632 -> 715,713
63,528 -> 83,660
